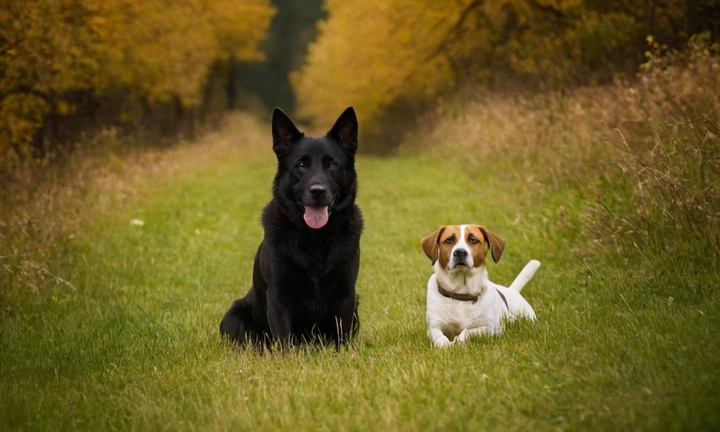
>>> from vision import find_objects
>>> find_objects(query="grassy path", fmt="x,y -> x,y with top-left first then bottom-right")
1,114 -> 719,430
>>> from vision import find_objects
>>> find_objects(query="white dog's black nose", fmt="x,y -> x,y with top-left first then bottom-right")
453,249 -> 468,258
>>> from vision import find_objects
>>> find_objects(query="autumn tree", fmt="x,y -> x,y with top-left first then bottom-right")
292,0 -> 704,152
0,0 -> 274,170
292,0 -> 461,143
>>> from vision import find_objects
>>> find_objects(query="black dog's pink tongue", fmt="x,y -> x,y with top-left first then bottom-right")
303,205 -> 329,229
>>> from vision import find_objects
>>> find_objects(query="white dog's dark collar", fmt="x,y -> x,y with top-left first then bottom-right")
436,280 -> 478,304
437,280 -> 508,309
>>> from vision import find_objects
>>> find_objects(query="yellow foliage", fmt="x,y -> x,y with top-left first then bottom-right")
292,0 -> 687,140
0,94 -> 49,161
86,0 -> 273,106
0,0 -> 274,168
293,0 -> 467,134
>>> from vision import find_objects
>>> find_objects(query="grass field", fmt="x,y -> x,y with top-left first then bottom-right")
1,108 -> 719,431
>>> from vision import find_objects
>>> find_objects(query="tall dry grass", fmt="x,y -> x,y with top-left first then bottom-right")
610,35 -> 720,261
408,33 -> 720,267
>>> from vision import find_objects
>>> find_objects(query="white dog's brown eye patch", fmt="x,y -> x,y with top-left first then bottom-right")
437,226 -> 462,269
463,225 -> 488,268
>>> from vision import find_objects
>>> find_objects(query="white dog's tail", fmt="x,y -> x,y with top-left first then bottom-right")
508,260 -> 541,293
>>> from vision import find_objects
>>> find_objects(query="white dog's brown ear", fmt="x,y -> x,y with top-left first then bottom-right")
421,227 -> 445,265
477,226 -> 505,263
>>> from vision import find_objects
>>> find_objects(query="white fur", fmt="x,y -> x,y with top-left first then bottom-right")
426,253 -> 540,347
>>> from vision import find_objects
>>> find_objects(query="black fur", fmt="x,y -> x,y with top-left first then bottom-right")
220,107 -> 363,347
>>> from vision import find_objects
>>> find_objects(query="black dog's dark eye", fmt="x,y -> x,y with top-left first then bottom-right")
297,161 -> 306,168
328,161 -> 337,168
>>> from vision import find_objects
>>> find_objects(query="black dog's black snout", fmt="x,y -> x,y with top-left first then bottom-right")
309,184 -> 326,197
453,249 -> 468,258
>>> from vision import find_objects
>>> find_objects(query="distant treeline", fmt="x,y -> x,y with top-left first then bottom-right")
1,0 -> 273,170
293,0 -> 720,151
2,0 -> 720,169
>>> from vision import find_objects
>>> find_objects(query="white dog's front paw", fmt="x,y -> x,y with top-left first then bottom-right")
456,329 -> 470,343
433,335 -> 453,347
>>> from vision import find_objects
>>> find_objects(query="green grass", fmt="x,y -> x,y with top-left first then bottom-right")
1,114 -> 719,431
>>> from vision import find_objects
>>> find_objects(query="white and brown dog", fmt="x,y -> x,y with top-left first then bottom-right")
421,225 -> 540,347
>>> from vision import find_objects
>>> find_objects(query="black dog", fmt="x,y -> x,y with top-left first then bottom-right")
220,107 -> 363,347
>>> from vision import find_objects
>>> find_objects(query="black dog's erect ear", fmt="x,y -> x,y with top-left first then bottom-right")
272,108 -> 304,158
328,107 -> 358,155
